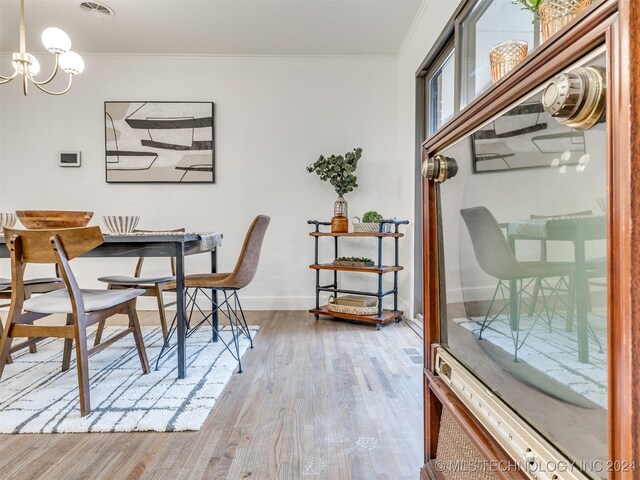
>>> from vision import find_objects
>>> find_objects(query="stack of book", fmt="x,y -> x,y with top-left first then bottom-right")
333,295 -> 377,307
328,295 -> 378,316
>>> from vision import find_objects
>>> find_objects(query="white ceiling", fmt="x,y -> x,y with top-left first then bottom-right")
0,0 -> 424,56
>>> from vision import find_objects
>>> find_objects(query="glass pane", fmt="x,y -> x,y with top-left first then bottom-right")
438,50 -> 607,479
461,0 -> 535,108
429,50 -> 455,135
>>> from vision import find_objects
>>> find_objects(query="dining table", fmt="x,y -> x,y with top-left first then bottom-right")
0,231 -> 223,379
506,214 -> 606,363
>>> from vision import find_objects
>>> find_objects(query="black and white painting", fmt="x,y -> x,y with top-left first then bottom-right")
472,96 -> 585,173
105,101 -> 214,183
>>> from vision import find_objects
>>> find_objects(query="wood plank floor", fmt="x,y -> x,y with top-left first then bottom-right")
0,311 -> 424,480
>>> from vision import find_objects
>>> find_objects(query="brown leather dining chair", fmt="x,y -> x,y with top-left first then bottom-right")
0,226 -> 149,417
157,215 -> 270,373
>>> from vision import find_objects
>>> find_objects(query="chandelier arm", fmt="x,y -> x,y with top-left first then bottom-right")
28,54 -> 60,86
0,70 -> 19,83
31,74 -> 73,96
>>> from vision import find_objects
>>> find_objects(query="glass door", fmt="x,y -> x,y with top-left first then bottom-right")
431,47 -> 608,479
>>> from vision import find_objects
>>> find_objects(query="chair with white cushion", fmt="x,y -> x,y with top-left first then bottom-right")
0,226 -> 149,417
0,276 -> 63,358
94,229 -> 184,345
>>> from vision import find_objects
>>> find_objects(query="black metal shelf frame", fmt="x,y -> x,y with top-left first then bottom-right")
307,219 -> 409,320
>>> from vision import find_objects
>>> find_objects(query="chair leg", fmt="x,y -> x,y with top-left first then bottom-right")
22,292 -> 38,354
224,291 -> 242,373
94,320 -> 107,347
479,282 -> 501,339
528,276 -> 542,317
74,315 -> 91,417
234,292 -> 253,348
155,286 -> 169,341
566,274 -> 576,332
62,314 -> 74,372
0,316 -> 14,378
513,280 -> 523,362
128,301 -> 150,374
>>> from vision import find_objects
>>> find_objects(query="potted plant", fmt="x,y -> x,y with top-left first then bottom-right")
333,256 -> 374,268
353,210 -> 384,233
307,148 -> 362,233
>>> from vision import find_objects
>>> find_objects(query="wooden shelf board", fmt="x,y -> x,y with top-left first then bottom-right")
310,306 -> 403,326
309,232 -> 403,238
309,264 -> 404,274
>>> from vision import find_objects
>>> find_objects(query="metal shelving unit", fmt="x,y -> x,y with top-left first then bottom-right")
307,218 -> 409,329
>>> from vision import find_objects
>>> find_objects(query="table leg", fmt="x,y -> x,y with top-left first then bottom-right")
507,236 -> 519,331
508,279 -> 519,332
175,243 -> 187,379
211,249 -> 218,342
574,240 -> 589,363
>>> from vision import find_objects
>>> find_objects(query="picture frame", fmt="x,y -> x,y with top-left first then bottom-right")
104,101 -> 215,183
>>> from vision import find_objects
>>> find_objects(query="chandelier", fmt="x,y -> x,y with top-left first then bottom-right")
0,0 -> 85,96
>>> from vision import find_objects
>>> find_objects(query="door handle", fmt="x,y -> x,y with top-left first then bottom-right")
422,154 -> 458,183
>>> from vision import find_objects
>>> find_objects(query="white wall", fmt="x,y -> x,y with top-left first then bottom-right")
0,0 -> 466,316
0,54 -> 402,310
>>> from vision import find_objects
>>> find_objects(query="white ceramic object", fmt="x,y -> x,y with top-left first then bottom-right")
0,213 -> 17,229
102,215 -> 140,234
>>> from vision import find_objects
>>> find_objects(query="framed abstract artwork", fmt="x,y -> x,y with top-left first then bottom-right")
104,101 -> 215,183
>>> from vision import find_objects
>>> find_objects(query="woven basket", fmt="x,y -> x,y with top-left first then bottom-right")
352,217 -> 382,233
327,302 -> 378,316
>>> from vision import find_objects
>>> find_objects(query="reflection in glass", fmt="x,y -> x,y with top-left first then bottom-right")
460,0 -> 535,107
438,52 -> 607,479
428,50 -> 455,135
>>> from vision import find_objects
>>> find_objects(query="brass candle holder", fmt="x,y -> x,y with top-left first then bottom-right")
489,40 -> 529,83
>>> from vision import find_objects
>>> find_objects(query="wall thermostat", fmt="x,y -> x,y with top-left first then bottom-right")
59,151 -> 81,167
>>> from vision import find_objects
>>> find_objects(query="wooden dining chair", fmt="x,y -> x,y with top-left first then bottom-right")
94,228 -> 184,345
0,276 -> 63,360
0,226 -> 149,417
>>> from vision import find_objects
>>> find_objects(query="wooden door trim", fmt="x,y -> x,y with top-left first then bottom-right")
610,1 -> 637,476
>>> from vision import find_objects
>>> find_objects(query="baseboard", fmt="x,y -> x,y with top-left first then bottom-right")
135,294 -> 317,311
137,292 -> 415,313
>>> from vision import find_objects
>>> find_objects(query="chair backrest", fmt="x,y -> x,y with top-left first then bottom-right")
226,215 -> 270,289
3,227 -> 104,313
460,207 -> 523,280
3,227 -> 103,264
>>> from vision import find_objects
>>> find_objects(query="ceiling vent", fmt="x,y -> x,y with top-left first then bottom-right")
79,1 -> 115,18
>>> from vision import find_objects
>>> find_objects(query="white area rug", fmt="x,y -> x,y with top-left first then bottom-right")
455,313 -> 607,407
0,325 -> 258,434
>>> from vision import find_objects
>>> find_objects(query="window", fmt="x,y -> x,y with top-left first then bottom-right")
428,49 -> 456,136
460,0 -> 537,108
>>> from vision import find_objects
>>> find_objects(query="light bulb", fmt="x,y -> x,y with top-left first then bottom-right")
60,51 -> 84,75
42,27 -> 71,54
12,55 -> 40,76
28,56 -> 41,76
